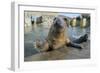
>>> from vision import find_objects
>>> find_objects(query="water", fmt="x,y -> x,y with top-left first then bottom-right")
24,25 -> 49,43
67,26 -> 90,40
25,25 -> 89,41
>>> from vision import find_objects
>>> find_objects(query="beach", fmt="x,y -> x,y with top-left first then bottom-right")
24,40 -> 90,61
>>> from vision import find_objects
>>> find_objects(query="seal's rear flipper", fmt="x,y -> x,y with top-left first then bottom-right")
67,42 -> 82,50
73,34 -> 88,44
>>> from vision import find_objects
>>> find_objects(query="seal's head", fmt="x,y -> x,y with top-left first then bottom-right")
53,17 -> 68,33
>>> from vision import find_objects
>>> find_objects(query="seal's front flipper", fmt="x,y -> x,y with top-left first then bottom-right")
35,40 -> 49,52
67,42 -> 82,50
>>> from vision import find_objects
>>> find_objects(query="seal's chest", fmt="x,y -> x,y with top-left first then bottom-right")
48,38 -> 66,49
50,37 -> 66,46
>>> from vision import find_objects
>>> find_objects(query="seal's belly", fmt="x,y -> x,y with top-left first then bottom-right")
49,38 -> 66,49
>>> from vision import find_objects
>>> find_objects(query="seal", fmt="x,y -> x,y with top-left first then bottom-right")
35,16 -> 88,52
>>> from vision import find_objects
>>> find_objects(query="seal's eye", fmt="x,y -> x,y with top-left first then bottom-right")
54,17 -> 57,21
53,17 -> 57,24
63,18 -> 67,22
63,18 -> 69,27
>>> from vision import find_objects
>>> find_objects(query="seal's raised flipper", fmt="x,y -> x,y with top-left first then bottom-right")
67,42 -> 82,50
73,34 -> 88,44
35,40 -> 49,52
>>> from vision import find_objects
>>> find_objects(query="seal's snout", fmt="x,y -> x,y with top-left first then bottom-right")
55,21 -> 63,28
54,17 -> 65,28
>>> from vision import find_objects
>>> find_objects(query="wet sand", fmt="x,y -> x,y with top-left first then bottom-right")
24,40 -> 90,61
